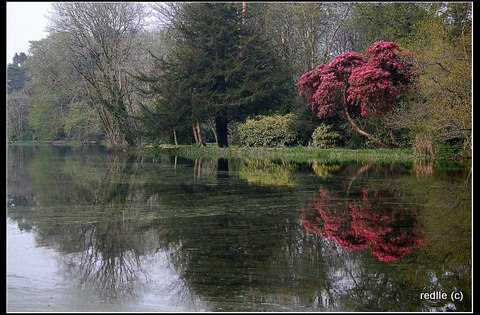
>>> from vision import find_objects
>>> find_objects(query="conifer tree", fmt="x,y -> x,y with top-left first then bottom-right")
142,3 -> 291,147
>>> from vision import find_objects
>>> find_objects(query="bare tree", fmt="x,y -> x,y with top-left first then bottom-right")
7,91 -> 30,141
49,3 -> 149,149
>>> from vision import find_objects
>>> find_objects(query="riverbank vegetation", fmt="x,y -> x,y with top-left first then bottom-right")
7,3 -> 471,160
138,144 -> 414,163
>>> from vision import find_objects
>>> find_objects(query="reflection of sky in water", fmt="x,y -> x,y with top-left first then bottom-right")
6,146 -> 472,312
7,220 -> 207,312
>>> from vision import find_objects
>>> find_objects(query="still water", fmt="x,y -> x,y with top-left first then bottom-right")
7,145 -> 472,312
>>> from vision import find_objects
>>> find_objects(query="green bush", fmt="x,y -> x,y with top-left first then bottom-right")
237,113 -> 299,147
64,101 -> 104,144
310,124 -> 341,148
28,92 -> 65,141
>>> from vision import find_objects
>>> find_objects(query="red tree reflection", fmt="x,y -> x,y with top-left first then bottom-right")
301,188 -> 424,262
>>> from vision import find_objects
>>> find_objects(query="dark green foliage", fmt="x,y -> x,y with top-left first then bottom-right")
7,66 -> 27,93
7,53 -> 28,93
139,3 -> 292,147
348,3 -> 427,50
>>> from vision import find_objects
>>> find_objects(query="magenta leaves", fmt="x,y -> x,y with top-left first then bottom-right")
297,40 -> 416,119
301,187 -> 424,262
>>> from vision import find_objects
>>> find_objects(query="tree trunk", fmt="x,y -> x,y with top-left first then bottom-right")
208,119 -> 218,145
193,122 -> 205,146
343,108 -> 389,149
94,101 -> 127,150
388,129 -> 399,148
196,122 -> 205,146
173,127 -> 178,146
215,114 -> 228,148
193,124 -> 199,145
242,2 -> 247,25
194,159 -> 202,180
341,90 -> 390,149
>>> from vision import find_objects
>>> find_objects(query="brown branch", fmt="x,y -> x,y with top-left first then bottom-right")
342,91 -> 390,148
430,77 -> 463,101
388,129 -> 399,148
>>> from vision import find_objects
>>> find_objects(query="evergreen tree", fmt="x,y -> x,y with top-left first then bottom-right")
7,53 -> 28,93
142,3 -> 291,147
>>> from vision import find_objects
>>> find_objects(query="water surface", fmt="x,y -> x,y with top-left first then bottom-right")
7,145 -> 472,312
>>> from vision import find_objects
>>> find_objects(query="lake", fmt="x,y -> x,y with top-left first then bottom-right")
7,145 -> 472,312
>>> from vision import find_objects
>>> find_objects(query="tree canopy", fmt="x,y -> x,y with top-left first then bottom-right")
6,2 -> 471,158
139,3 -> 292,147
297,40 -> 417,147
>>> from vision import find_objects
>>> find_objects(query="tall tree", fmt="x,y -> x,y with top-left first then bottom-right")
26,34 -> 102,142
347,3 -> 427,51
144,3 -> 290,147
388,3 -> 472,155
7,53 -> 28,93
7,53 -> 31,141
7,91 -> 30,142
48,2 -> 148,149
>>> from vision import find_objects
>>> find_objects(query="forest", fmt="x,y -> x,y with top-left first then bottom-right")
7,2 -> 472,159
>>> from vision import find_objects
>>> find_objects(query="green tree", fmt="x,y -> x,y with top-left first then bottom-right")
387,3 -> 472,157
144,3 -> 291,147
7,52 -> 31,141
26,34 -> 90,142
7,90 -> 31,141
348,3 -> 427,51
64,101 -> 104,145
7,53 -> 28,93
49,2 -> 149,149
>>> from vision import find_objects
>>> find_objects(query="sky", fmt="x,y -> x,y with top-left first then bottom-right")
6,2 -> 52,64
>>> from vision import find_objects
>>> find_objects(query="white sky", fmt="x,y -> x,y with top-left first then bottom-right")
6,2 -> 52,64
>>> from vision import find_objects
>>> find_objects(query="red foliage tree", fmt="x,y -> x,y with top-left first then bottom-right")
297,41 -> 417,147
301,187 -> 424,262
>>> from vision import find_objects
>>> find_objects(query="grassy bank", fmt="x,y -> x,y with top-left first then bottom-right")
8,140 -> 107,148
137,144 -> 414,163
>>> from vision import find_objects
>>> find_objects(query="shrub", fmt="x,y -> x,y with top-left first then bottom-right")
310,124 -> 341,148
237,113 -> 299,147
413,134 -> 435,159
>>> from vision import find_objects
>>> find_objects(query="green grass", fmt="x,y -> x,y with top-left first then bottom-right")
7,140 -> 52,146
137,144 -> 414,163
9,140 -> 108,148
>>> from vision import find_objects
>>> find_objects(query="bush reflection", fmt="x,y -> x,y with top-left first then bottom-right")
7,146 -> 471,311
302,187 -> 424,262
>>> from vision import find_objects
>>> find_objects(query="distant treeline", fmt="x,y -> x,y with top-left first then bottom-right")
7,3 -> 471,159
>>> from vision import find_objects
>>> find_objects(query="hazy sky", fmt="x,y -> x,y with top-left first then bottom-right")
6,2 -> 52,64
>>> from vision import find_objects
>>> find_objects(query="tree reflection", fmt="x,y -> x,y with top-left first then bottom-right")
302,173 -> 424,262
54,153 -> 153,301
8,148 -> 155,302
413,159 -> 434,179
62,219 -> 148,301
7,147 -> 471,311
